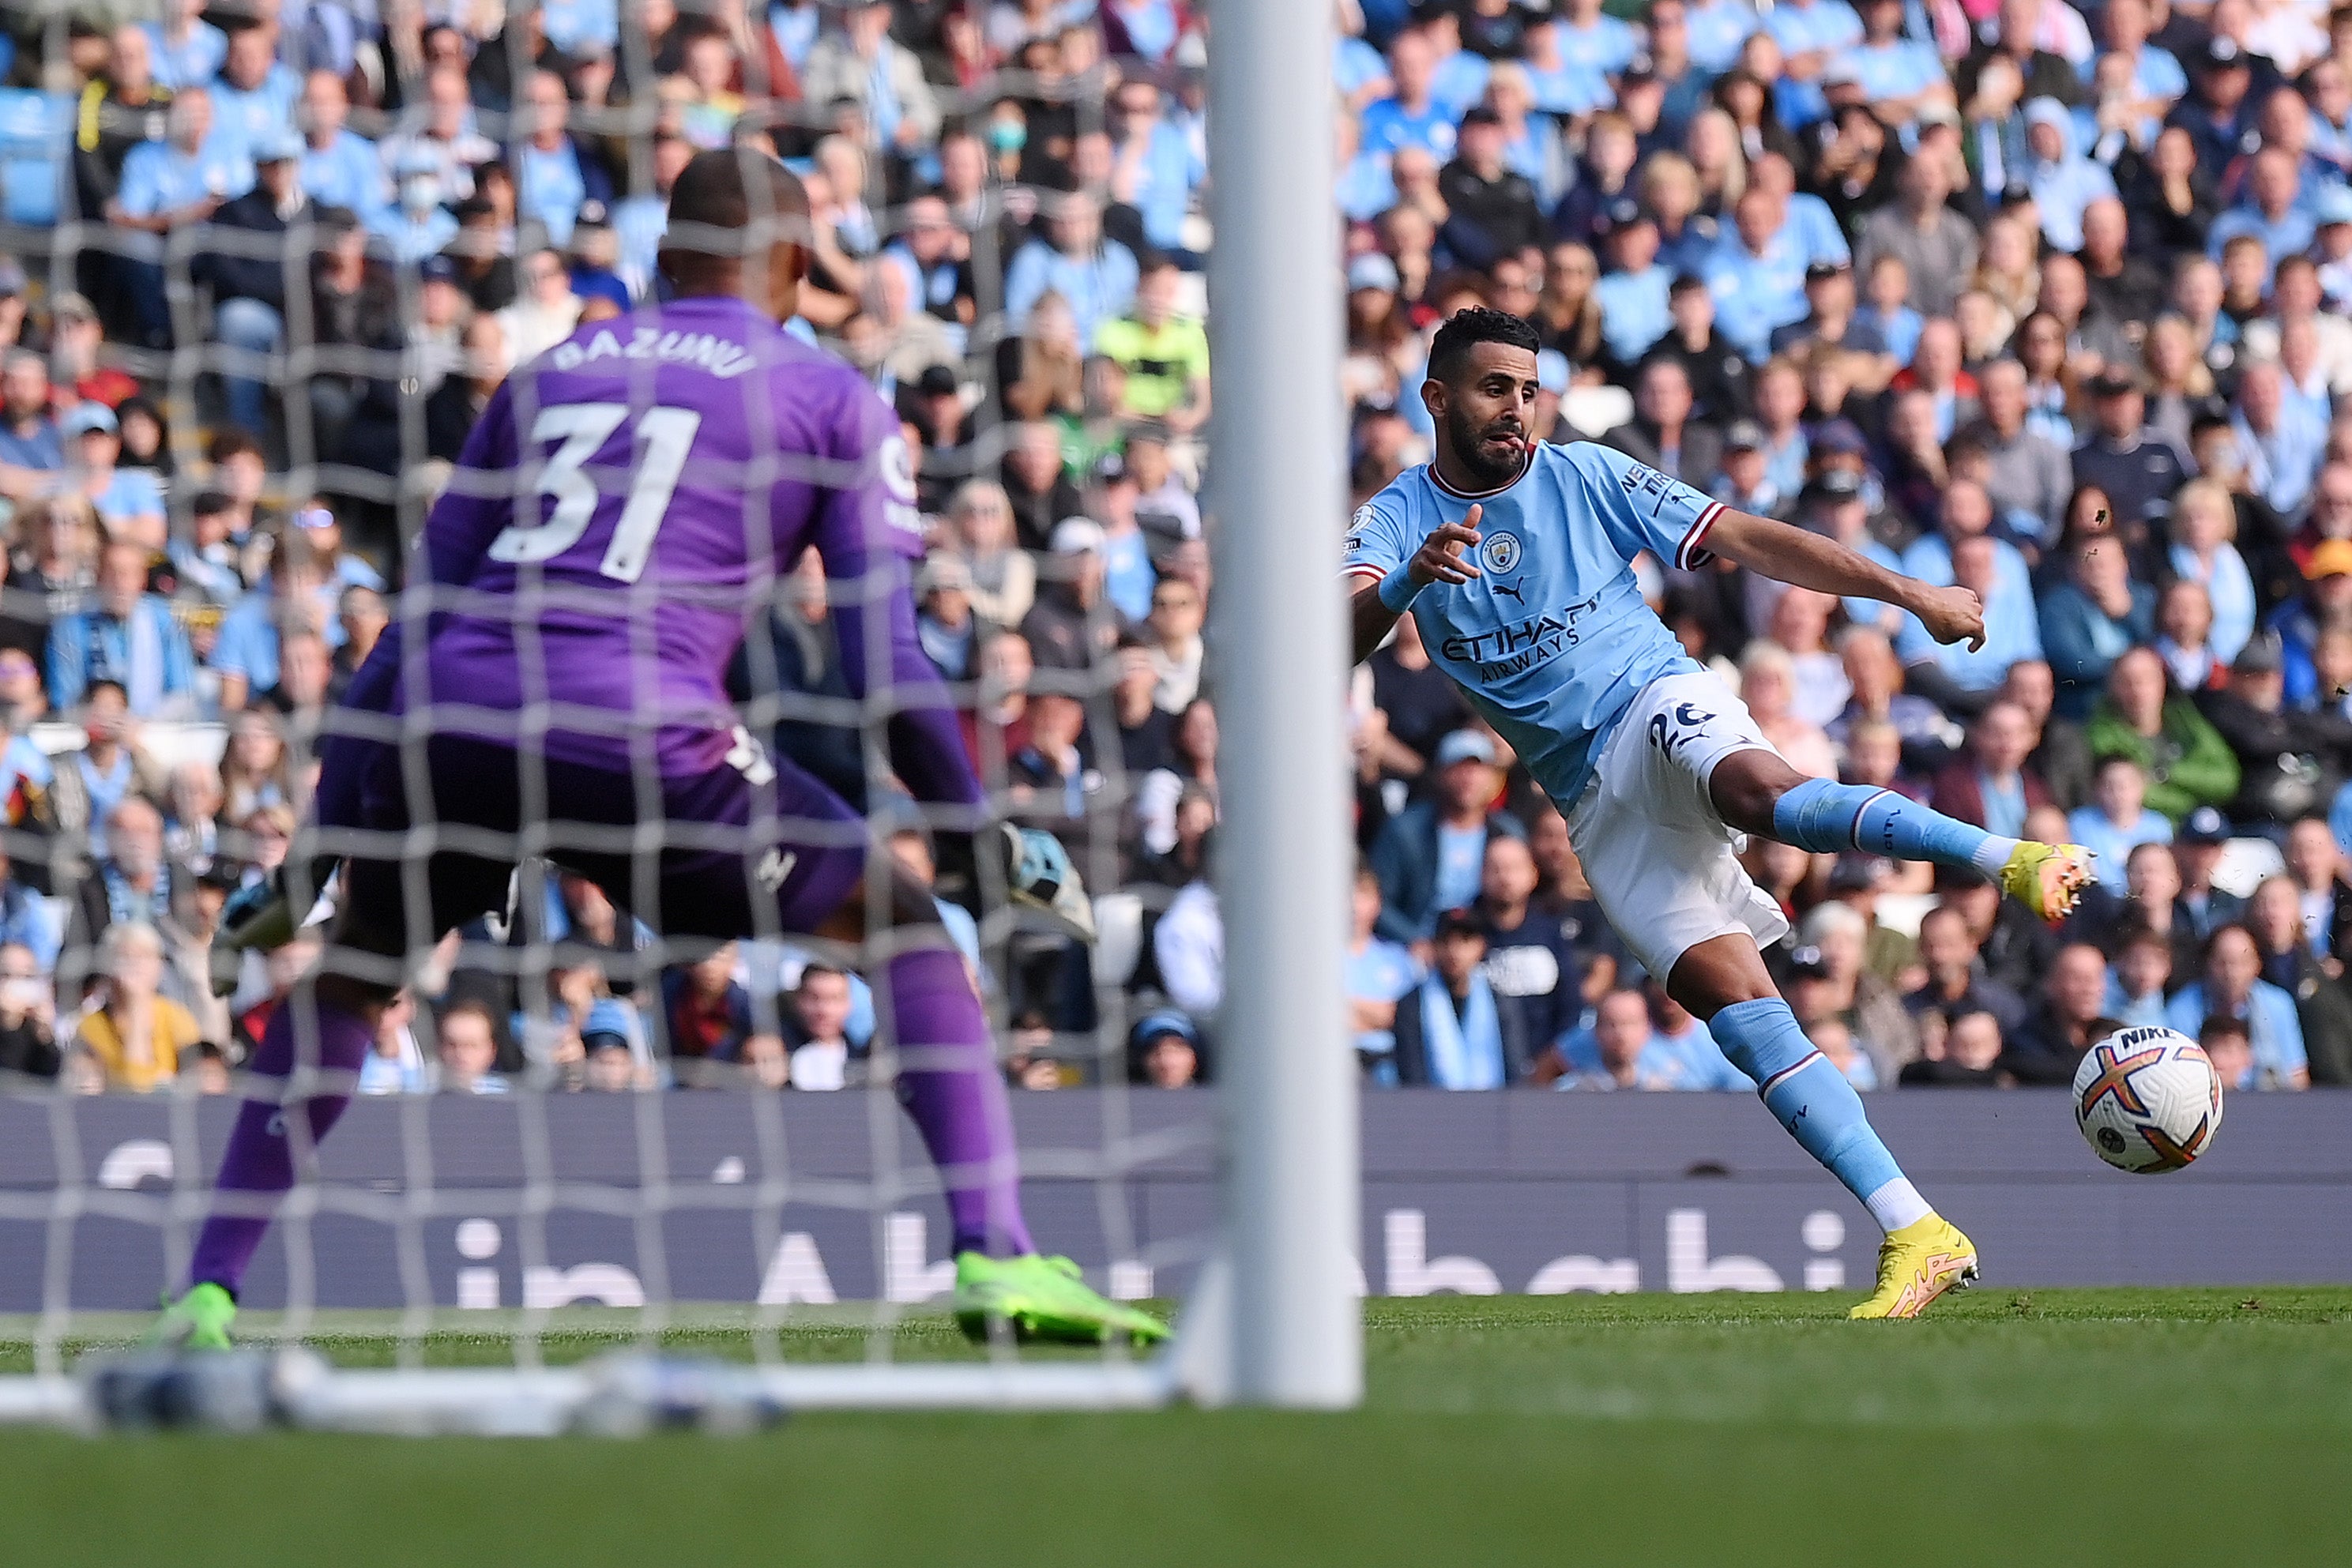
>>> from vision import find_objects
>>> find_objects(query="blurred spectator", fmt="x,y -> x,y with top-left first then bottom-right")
1898,1008 -> 2008,1086
331,585 -> 388,700
1393,908 -> 1541,1088
63,402 -> 164,549
2003,942 -> 2113,1085
2153,580 -> 2225,694
1906,901 -> 2027,1040
1022,519 -> 1121,673
1001,421 -> 1082,553
2200,634 -> 2352,826
659,945 -> 755,1081
48,288 -> 137,411
1967,359 -> 2071,543
427,314 -> 508,462
1098,257 -> 1210,434
2286,817 -> 2350,961
1370,729 -> 1526,945
2233,358 -> 2324,518
1005,191 -> 1139,343
1737,641 -> 1836,779
1605,357 -> 1721,484
2086,646 -> 2241,825
2072,373 -> 2189,532
358,993 -> 428,1096
213,551 -> 329,714
1346,861 -> 1418,1082
2166,923 -> 2311,1088
1898,500 -> 2042,707
1792,901 -> 1918,1083
514,70 -> 613,248
61,713 -> 155,886
1108,81 -> 1206,265
1555,986 -> 1675,1092
946,479 -> 1037,628
2246,872 -> 2352,1084
1134,697 -> 1217,858
0,349 -> 61,487
2198,1011 -> 2260,1093
804,0 -> 943,158
1142,573 -> 1205,713
787,964 -> 861,1090
2169,479 -> 2259,664
1124,424 -> 1201,544
434,999 -> 510,1096
2170,807 -> 2248,938
496,246 -> 584,372
2068,756 -> 2176,891
1129,1010 -> 1202,1088
1153,859 -> 1222,1018
2039,528 -> 2157,719
49,540 -> 194,719
193,132 -> 314,439
1470,832 -> 1577,1043
1855,149 -> 1978,318
1007,689 -> 1101,834
73,921 -> 201,1093
1829,627 -> 1951,760
916,555 -> 980,679
0,940 -> 58,1081
2110,923 -> 2174,1031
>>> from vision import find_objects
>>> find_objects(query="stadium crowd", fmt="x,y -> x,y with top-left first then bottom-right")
0,0 -> 2344,1099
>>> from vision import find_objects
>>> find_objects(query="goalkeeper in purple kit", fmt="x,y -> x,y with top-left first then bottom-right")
154,151 -> 1164,1350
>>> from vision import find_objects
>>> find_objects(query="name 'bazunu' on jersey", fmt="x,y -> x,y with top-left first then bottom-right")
1343,440 -> 1725,807
405,294 -> 928,779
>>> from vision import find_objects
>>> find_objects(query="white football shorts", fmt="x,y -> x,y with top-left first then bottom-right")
1564,669 -> 1791,985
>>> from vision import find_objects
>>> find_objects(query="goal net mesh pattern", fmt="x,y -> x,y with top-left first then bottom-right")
0,2 -> 1214,1380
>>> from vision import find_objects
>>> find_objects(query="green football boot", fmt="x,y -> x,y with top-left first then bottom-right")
952,1253 -> 1168,1347
146,1282 -> 238,1352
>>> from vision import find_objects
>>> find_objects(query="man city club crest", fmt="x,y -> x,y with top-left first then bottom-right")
1480,532 -> 1522,574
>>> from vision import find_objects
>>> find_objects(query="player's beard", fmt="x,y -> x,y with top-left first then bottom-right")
1446,402 -> 1528,491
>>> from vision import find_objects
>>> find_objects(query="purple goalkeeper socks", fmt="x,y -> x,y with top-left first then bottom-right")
886,946 -> 1035,1258
187,995 -> 374,1297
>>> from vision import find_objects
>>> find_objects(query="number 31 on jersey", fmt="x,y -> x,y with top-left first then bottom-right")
488,402 -> 703,582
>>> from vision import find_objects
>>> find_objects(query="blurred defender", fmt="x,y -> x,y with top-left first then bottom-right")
155,151 -> 1161,1351
1345,309 -> 2092,1318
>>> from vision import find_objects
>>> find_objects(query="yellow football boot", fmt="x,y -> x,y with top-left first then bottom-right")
1998,842 -> 2094,925
1849,1214 -> 1979,1320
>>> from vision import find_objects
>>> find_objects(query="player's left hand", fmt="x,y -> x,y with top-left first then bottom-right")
1915,584 -> 1986,652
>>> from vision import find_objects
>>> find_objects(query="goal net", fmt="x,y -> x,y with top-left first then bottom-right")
0,0 -> 1353,1428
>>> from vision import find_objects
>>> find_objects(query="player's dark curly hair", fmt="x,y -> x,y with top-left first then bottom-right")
1427,306 -> 1542,385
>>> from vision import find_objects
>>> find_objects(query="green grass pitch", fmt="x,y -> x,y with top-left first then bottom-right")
4,1288 -> 2350,1566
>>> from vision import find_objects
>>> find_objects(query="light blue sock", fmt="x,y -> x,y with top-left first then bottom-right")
1710,998 -> 1930,1233
1771,776 -> 2015,878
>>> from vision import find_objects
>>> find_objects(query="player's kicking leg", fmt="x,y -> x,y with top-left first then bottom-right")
1710,755 -> 2094,929
1702,746 -> 2090,1318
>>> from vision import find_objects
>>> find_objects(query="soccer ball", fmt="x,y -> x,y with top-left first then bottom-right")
2072,1026 -> 2225,1175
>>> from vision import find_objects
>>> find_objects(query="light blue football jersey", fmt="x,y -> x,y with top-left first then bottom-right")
1345,441 -> 1724,807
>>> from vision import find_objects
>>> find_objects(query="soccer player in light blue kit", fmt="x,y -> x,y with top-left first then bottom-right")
1345,310 -> 2094,1318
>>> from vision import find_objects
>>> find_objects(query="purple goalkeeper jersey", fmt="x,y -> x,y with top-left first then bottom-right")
397,294 -> 980,807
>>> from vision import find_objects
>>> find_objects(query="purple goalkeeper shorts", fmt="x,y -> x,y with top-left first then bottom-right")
328,731 -> 870,951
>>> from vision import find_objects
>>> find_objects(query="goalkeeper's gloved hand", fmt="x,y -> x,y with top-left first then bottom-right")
998,824 -> 1097,945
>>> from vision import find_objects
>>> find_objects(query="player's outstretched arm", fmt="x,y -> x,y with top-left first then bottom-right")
1349,508 -> 1485,665
1704,509 -> 1988,652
